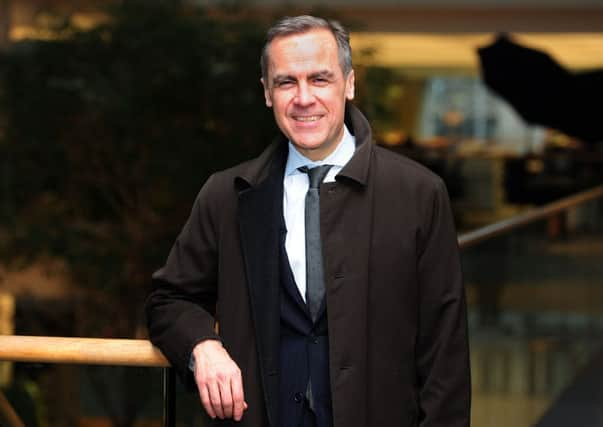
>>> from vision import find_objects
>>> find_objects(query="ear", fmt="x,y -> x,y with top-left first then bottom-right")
260,77 -> 273,107
345,69 -> 355,101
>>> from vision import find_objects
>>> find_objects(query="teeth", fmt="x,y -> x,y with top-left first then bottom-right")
294,116 -> 320,122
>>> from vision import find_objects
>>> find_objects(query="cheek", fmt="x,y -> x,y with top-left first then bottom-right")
277,100 -> 297,122
273,103 -> 291,127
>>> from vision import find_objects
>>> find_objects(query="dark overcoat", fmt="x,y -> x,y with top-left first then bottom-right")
145,103 -> 471,427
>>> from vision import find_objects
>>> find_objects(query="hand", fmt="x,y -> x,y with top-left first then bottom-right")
192,340 -> 248,421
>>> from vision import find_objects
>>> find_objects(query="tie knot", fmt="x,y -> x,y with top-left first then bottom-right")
299,165 -> 332,189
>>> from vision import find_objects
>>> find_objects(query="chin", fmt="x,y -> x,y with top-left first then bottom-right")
290,132 -> 327,148
292,139 -> 326,152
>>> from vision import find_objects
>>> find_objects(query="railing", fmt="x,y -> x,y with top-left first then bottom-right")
0,336 -> 168,367
0,389 -> 25,427
0,184 -> 602,427
0,336 -> 175,427
458,184 -> 603,249
459,184 -> 603,426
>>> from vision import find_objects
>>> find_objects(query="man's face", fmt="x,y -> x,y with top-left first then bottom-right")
261,29 -> 355,161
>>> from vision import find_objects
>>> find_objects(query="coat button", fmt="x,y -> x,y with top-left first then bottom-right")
294,392 -> 304,403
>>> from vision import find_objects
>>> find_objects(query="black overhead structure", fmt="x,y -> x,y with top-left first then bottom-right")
477,34 -> 603,143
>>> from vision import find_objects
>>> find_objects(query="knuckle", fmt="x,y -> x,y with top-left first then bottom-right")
197,370 -> 211,382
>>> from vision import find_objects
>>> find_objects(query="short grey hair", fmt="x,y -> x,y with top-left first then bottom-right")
260,15 -> 353,81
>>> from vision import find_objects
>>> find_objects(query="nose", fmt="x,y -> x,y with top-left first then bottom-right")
294,81 -> 315,107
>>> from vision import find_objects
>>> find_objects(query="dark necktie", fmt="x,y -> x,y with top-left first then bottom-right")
299,165 -> 332,322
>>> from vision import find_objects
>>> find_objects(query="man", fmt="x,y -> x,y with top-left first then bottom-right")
146,15 -> 470,427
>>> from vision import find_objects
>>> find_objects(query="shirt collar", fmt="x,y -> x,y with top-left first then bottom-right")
284,124 -> 356,176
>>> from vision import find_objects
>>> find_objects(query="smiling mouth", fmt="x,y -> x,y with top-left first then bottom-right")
292,115 -> 323,122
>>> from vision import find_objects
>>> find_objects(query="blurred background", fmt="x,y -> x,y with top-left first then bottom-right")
0,0 -> 602,426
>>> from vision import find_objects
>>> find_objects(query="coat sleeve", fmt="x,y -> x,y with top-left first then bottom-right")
145,174 -> 222,388
416,178 -> 471,427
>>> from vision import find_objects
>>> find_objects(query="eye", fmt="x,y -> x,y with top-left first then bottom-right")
276,80 -> 295,89
312,77 -> 329,86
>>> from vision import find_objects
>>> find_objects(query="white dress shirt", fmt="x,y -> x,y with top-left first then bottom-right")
283,125 -> 356,301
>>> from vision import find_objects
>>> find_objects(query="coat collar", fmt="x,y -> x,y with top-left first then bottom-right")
337,102 -> 372,186
234,102 -> 373,189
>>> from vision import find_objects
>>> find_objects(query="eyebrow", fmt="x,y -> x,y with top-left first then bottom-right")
309,70 -> 336,80
271,70 -> 336,86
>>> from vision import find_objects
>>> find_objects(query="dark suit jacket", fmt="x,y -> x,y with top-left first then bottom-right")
145,103 -> 471,427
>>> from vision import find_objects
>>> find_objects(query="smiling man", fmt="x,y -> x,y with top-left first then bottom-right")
261,27 -> 355,161
146,15 -> 470,427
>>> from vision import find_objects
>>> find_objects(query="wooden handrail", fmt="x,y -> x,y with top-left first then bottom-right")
458,184 -> 603,249
0,336 -> 169,367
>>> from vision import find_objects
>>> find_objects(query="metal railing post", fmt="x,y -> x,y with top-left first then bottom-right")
162,367 -> 176,427
0,390 -> 26,427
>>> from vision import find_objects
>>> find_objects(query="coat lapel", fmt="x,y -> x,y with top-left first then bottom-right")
237,142 -> 287,427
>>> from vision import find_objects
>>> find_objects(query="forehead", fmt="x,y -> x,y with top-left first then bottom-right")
267,29 -> 340,74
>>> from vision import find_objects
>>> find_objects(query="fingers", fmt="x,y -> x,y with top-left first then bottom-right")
209,379 -> 225,419
199,383 -> 216,419
217,366 -> 246,420
198,371 -> 228,419
218,376 -> 233,419
231,375 -> 246,421
193,340 -> 247,420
